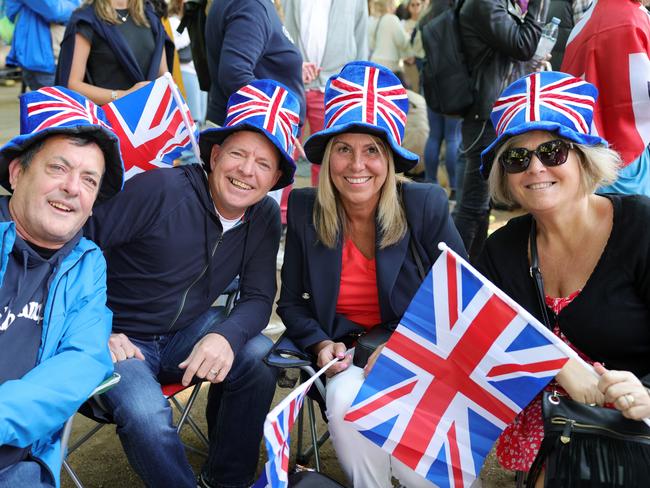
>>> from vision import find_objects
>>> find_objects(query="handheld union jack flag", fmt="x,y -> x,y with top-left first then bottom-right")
254,359 -> 337,488
103,74 -> 199,180
344,244 -> 576,488
26,86 -> 111,132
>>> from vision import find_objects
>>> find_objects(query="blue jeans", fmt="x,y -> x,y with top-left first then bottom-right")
424,108 -> 462,190
102,307 -> 278,488
453,119 -> 496,263
0,460 -> 54,487
22,69 -> 54,91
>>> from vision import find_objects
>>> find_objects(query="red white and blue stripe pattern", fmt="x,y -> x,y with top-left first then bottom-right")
344,246 -> 572,488
225,83 -> 300,157
480,71 -> 607,177
325,64 -> 408,145
491,72 -> 596,137
25,86 -> 111,133
103,76 -> 199,180
304,61 -> 418,172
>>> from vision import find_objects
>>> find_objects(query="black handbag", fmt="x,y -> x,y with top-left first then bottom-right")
526,220 -> 650,487
352,232 -> 427,368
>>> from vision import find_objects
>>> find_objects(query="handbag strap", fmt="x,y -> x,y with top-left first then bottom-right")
529,220 -> 552,330
409,230 -> 427,281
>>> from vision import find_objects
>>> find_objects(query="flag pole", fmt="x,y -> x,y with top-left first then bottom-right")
164,72 -> 202,163
438,242 -> 650,428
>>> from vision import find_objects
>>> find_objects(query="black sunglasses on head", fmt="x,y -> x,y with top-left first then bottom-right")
499,139 -> 573,174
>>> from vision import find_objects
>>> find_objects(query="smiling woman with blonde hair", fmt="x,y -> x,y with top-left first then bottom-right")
277,61 -> 465,488
478,71 -> 650,487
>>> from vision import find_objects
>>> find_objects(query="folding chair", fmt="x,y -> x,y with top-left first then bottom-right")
264,334 -> 329,472
62,378 -> 210,488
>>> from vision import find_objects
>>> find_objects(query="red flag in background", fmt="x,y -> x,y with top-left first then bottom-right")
562,0 -> 650,166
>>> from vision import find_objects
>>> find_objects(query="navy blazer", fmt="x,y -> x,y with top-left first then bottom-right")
277,183 -> 467,351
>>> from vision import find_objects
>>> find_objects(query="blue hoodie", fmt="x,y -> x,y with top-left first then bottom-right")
6,0 -> 80,74
0,197 -> 113,487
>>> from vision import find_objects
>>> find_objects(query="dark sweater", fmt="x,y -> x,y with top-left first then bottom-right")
477,194 -> 650,382
205,0 -> 305,125
85,165 -> 281,355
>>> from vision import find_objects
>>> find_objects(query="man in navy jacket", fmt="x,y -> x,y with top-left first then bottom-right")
85,80 -> 300,488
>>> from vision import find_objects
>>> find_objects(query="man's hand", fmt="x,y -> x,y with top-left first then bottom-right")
302,62 -> 321,84
178,333 -> 234,386
595,362 -> 650,420
108,333 -> 145,363
312,340 -> 351,378
555,358 -> 605,406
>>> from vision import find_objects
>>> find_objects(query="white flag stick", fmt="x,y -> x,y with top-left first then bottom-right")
438,242 -> 650,428
164,72 -> 201,163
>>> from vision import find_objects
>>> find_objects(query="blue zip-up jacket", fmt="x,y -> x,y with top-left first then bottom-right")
86,164 -> 281,356
0,218 -> 113,487
6,0 -> 80,74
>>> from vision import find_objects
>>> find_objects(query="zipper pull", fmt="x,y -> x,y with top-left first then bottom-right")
560,420 -> 574,444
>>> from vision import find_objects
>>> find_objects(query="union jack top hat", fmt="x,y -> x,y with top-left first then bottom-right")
480,71 -> 608,178
304,61 -> 418,173
0,86 -> 124,201
199,79 -> 300,191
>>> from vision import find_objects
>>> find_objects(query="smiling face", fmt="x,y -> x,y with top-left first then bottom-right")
208,130 -> 282,219
505,131 -> 584,215
8,135 -> 105,249
328,132 -> 388,212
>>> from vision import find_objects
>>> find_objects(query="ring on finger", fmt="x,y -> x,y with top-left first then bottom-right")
209,369 -> 219,376
626,393 -> 635,406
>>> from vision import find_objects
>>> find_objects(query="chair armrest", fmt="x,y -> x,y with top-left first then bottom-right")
264,333 -> 313,368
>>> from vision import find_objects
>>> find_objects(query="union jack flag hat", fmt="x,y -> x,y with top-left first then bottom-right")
0,86 -> 124,201
304,61 -> 418,173
199,79 -> 300,190
480,71 -> 608,178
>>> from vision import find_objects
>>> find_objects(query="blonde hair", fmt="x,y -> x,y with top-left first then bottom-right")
489,131 -> 620,206
313,135 -> 408,249
90,0 -> 149,26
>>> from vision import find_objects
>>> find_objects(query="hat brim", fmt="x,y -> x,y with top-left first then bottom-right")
0,125 -> 124,202
304,122 -> 419,173
480,122 -> 609,179
199,124 -> 295,191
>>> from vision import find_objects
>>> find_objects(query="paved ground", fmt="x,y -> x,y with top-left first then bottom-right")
0,83 -> 519,487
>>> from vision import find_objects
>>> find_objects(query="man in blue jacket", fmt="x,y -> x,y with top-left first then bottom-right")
6,0 -> 81,90
85,79 -> 300,488
0,86 -> 124,487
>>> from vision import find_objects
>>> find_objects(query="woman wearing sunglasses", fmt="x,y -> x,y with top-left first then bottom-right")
477,71 -> 650,486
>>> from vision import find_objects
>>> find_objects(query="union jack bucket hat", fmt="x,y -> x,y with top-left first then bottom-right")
480,71 -> 608,178
199,79 -> 300,191
0,86 -> 124,201
304,61 -> 418,173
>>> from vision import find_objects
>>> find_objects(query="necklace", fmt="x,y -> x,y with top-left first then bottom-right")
116,9 -> 129,22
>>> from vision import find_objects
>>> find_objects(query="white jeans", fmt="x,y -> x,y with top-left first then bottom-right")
325,363 -> 437,488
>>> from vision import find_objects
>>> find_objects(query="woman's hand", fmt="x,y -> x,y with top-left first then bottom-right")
122,81 -> 151,97
364,343 -> 385,377
555,358 -> 605,406
595,363 -> 650,420
312,340 -> 352,378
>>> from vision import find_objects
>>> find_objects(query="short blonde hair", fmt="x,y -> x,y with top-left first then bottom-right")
314,135 -> 408,249
489,132 -> 620,207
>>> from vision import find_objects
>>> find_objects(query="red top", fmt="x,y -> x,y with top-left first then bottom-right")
496,290 -> 596,471
335,239 -> 382,329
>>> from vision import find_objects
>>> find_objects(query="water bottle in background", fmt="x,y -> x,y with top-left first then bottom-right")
532,17 -> 561,66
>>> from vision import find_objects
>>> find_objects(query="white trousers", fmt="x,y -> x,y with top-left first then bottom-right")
325,363 -> 437,488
